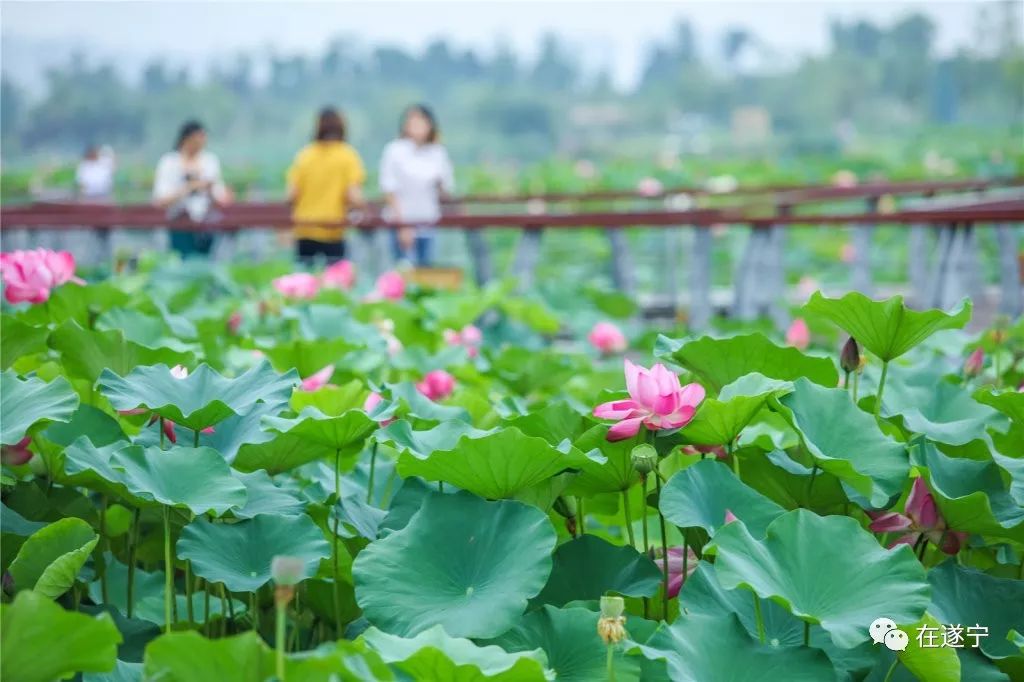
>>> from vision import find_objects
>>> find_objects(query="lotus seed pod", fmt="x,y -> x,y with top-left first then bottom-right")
552,495 -> 577,520
631,444 -> 657,476
600,595 -> 625,619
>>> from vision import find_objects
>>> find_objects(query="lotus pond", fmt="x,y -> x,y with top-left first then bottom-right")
1,252 -> 1023,682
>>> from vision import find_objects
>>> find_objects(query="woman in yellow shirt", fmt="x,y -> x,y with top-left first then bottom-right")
287,108 -> 366,264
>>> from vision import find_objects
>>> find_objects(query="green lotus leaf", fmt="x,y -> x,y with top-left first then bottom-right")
974,387 -> 1024,425
289,379 -> 368,414
177,513 -> 330,593
1,590 -> 122,682
503,401 -> 589,447
354,491 -> 557,638
22,279 -> 131,327
8,517 -> 98,598
230,430 -> 335,475
255,338 -> 360,378
82,659 -> 143,682
879,361 -> 1005,445
707,509 -> 930,649
1,501 -> 46,536
202,402 -> 280,463
48,320 -> 196,384
918,442 -> 1024,543
1,369 -> 79,445
95,308 -> 196,353
42,404 -> 127,449
396,426 -> 584,500
532,534 -> 661,607
146,630 -> 392,681
928,561 -> 1024,660
61,438 -> 142,501
630,612 -> 836,682
362,625 -> 553,681
892,611 -> 961,682
484,605 -> 645,682
98,360 -> 298,431
660,459 -> 786,539
564,424 -> 639,496
263,406 -> 377,451
1,315 -> 49,370
377,419 -> 484,456
656,333 -> 838,392
804,291 -> 971,362
491,347 -> 587,396
679,373 -> 793,447
290,303 -> 382,344
119,444 -> 247,516
87,558 -> 246,626
774,378 -> 909,507
230,470 -> 305,519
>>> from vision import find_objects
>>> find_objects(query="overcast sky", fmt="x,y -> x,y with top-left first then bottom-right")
1,1 -> 1000,89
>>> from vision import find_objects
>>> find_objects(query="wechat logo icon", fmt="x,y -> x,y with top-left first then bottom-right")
870,617 -> 909,651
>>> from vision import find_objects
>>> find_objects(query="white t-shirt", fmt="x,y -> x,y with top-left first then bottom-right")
379,139 -> 454,225
76,152 -> 115,199
152,150 -> 229,222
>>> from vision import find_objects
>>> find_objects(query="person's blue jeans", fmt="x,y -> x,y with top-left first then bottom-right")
391,229 -> 433,267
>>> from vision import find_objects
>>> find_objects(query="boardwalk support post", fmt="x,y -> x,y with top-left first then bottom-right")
606,227 -> 635,295
512,226 -> 544,292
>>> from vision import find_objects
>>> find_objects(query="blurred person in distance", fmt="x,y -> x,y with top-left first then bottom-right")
76,144 -> 116,203
379,104 -> 454,267
153,120 -> 234,256
287,107 -> 366,266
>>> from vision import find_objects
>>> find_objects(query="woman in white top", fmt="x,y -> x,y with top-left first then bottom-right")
379,104 -> 454,266
153,120 -> 233,256
76,145 -> 116,202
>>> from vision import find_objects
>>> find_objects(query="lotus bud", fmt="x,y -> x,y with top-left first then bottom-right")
964,348 -> 984,378
631,444 -> 657,479
553,496 -> 578,536
724,509 -> 738,524
226,311 -> 242,335
598,595 -> 627,644
840,338 -> 860,375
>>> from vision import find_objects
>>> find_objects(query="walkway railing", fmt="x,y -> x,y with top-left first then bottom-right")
2,178 -> 1022,327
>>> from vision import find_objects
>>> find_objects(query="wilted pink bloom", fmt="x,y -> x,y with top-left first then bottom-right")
170,365 -> 189,379
0,249 -> 84,304
651,545 -> 699,598
226,311 -> 242,335
1,437 -> 33,465
363,391 -> 395,427
868,478 -> 966,555
416,370 -> 455,401
963,348 -> 984,378
637,177 -> 663,197
444,325 -> 483,357
587,321 -> 627,354
374,271 -> 406,301
300,365 -> 334,391
322,260 -> 355,290
786,318 -> 810,350
593,359 -> 705,442
840,243 -> 857,263
273,273 -> 320,299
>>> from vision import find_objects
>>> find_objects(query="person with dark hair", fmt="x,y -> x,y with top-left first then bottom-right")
379,104 -> 454,267
153,120 -> 233,256
287,107 -> 366,264
76,144 -> 116,201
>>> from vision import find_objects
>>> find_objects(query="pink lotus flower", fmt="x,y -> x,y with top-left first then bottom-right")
170,364 -> 189,379
637,177 -> 664,197
322,260 -> 355,290
0,249 -> 84,304
868,478 -> 966,555
272,273 -> 319,299
593,359 -> 705,442
587,321 -> 627,354
786,318 -> 810,350
652,545 -> 699,598
444,325 -> 483,357
363,391 -> 395,427
374,271 -> 405,301
162,419 -> 215,444
300,365 -> 334,391
681,444 -> 728,459
1,437 -> 33,465
416,370 -> 455,401
226,311 -> 242,335
724,509 -> 738,524
963,348 -> 984,378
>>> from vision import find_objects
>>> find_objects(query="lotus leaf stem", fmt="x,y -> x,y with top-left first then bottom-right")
874,361 -> 889,418
162,506 -> 173,634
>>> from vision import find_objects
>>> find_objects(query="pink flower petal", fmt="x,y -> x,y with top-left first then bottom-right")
606,417 -> 645,441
